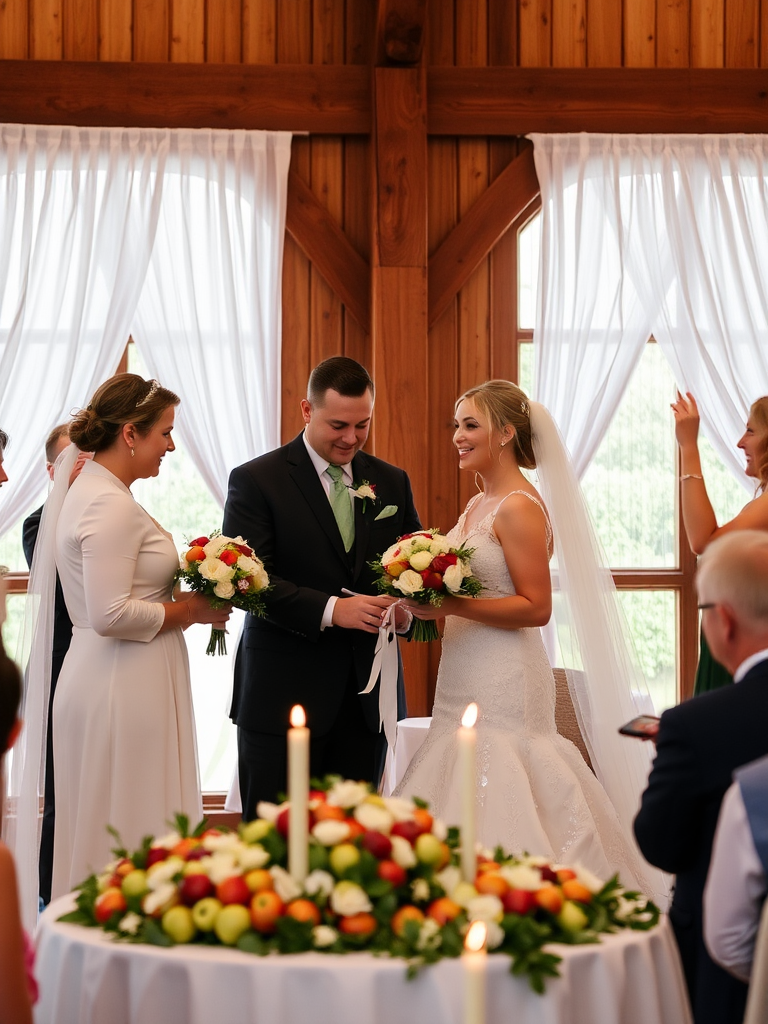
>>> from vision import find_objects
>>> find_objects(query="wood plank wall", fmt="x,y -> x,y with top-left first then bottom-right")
1,0 -> 766,711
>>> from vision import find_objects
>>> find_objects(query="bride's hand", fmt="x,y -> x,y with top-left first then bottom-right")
671,391 -> 700,448
186,592 -> 232,628
402,598 -> 454,620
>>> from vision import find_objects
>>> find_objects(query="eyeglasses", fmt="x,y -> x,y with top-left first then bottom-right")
698,603 -> 716,611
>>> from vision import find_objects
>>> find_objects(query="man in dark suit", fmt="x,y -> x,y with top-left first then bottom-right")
635,529 -> 768,1024
223,356 -> 421,816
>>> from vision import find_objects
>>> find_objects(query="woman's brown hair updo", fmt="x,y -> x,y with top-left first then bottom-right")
457,380 -> 536,471
69,374 -> 180,453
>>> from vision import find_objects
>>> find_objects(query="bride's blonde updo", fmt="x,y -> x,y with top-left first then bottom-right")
69,374 -> 180,453
457,380 -> 536,470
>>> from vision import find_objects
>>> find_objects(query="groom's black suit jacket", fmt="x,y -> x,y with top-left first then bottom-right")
634,660 -> 768,1024
222,434 -> 421,739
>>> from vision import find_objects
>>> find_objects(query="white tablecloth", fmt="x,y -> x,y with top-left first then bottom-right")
35,896 -> 692,1024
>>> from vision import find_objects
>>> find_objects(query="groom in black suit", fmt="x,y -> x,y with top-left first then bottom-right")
635,529 -> 768,1024
223,356 -> 421,815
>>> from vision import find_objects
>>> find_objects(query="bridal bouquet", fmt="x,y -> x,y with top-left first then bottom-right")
175,533 -> 269,655
59,777 -> 659,993
371,530 -> 482,641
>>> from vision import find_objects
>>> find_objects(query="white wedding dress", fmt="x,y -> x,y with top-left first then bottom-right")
395,491 -> 651,891
51,460 -> 201,897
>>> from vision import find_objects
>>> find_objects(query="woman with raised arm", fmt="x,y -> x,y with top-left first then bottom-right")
672,392 -> 768,696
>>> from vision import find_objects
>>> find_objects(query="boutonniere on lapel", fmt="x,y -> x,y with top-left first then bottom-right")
349,480 -> 378,514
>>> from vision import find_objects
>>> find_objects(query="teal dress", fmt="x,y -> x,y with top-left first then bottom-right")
694,630 -> 733,696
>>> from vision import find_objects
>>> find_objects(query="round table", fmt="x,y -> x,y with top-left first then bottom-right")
35,896 -> 692,1024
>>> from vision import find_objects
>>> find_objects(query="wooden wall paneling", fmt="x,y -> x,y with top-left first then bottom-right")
552,0 -> 586,66
347,0 -> 374,66
375,0 -> 427,65
29,0 -> 62,58
309,0 -> 344,367
587,0 -> 622,66
519,0 -> 552,66
171,0 -> 204,62
0,0 -> 28,58
762,0 -> 768,65
624,0 -> 656,65
64,0 -> 97,58
243,0 -> 276,63
656,0 -> 690,66
427,0 -> 455,65
133,0 -> 168,61
98,0 -> 132,60
726,0 -> 758,66
691,0 -> 724,66
206,0 -> 243,63
488,0 -> 518,65
489,139 -> 522,384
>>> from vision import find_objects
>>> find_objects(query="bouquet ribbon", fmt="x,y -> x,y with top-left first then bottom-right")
359,603 -> 399,757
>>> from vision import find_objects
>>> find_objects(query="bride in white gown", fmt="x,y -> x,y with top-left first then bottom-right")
395,381 -> 654,893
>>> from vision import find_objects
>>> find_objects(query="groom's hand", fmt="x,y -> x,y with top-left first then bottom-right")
332,594 -> 397,633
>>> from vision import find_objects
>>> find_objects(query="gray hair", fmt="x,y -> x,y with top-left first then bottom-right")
697,530 -> 768,626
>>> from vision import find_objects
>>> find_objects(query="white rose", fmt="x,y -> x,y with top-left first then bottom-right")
147,857 -> 184,889
214,579 -> 236,600
251,563 -> 269,590
443,564 -> 464,593
237,845 -> 270,871
270,865 -> 303,903
304,870 -> 335,898
498,865 -> 542,892
574,864 -> 605,894
411,878 -> 430,903
202,833 -> 244,854
393,570 -> 424,596
467,894 -> 504,924
152,832 -> 182,851
236,555 -> 259,574
381,543 -> 402,566
142,883 -> 177,917
205,853 -> 240,885
431,818 -> 448,841
312,925 -> 339,948
96,870 -> 114,893
312,819 -> 351,846
390,834 -> 417,869
428,535 -> 451,554
326,780 -> 370,809
461,559 -> 473,578
353,802 -> 394,834
198,557 -> 235,583
256,801 -> 284,823
203,536 -> 230,558
417,917 -> 442,951
485,920 -> 505,949
118,912 -> 143,935
520,854 -> 550,867
356,484 -> 376,500
330,881 -> 372,917
436,865 -> 462,898
382,797 -> 420,823
409,550 -> 434,572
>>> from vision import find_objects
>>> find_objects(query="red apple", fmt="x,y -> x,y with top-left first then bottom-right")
94,887 -> 127,924
361,830 -> 393,860
390,820 -> 421,846
539,865 -> 558,884
420,570 -> 443,590
502,888 -> 537,915
145,847 -> 169,868
216,875 -> 251,906
180,873 -> 215,906
250,890 -> 285,934
377,859 -> 407,887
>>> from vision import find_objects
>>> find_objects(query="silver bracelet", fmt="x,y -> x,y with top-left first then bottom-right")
681,474 -> 703,481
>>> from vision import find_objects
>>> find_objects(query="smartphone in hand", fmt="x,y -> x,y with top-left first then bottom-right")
618,714 -> 661,740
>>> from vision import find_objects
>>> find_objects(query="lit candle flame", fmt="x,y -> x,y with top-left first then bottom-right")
290,704 -> 306,728
462,702 -> 478,729
464,920 -> 487,953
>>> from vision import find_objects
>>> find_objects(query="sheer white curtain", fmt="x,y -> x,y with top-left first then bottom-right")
132,130 -> 292,503
0,124 -> 169,536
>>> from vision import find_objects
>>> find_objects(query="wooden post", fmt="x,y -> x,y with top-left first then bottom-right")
371,48 -> 430,714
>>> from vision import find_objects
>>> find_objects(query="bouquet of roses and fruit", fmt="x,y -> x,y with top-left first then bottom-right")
59,776 -> 659,992
370,530 -> 483,641
175,532 -> 269,655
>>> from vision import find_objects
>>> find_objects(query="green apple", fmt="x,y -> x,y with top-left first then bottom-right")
162,905 -> 197,944
121,869 -> 148,899
414,833 -> 443,866
329,843 -> 361,876
191,896 -> 222,932
240,819 -> 274,844
557,900 -> 589,934
451,881 -> 479,907
214,903 -> 251,946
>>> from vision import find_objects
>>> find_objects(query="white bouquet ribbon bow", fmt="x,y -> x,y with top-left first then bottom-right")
359,602 -> 399,756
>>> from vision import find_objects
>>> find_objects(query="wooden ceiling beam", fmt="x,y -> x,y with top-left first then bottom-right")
428,141 -> 539,328
285,169 -> 370,333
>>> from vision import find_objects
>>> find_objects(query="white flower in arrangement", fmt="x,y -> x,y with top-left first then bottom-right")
147,857 -> 184,889
410,538 -> 434,555
202,832 -> 244,854
151,833 -> 182,851
330,880 -> 372,917
574,864 -> 605,894
392,569 -> 424,596
203,536 -> 231,558
118,912 -> 143,936
380,542 -> 401,566
431,818 -> 448,841
326,779 -> 370,809
312,819 -> 351,846
205,853 -> 240,885
417,918 -> 442,951
352,482 -> 376,501
96,870 -> 115,893
198,557 -> 235,584
410,878 -> 430,903
461,559 -> 473,578
436,865 -> 462,899
613,895 -> 637,923
143,883 -> 177,917
382,796 -> 420,823
312,925 -> 339,948
303,870 -> 335,898
236,555 -> 261,574
353,801 -> 394,834
443,564 -> 464,593
250,562 -> 269,590
484,921 -> 505,949
519,854 -> 550,867
498,864 -> 542,892
408,549 -> 434,572
428,535 -> 451,555
390,834 -> 417,869
255,801 -> 284,823
467,894 -> 505,924
237,844 -> 271,871
214,579 -> 236,600
270,865 -> 303,903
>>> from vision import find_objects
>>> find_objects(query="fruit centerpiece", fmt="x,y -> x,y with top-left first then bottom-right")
60,778 -> 659,993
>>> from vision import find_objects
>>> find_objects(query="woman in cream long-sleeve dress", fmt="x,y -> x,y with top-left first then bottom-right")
51,374 -> 231,898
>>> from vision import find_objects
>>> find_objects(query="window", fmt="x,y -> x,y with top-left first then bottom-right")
515,211 -> 745,707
